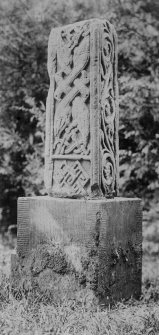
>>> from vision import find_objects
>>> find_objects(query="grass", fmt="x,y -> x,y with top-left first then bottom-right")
0,205 -> 159,335
0,284 -> 159,334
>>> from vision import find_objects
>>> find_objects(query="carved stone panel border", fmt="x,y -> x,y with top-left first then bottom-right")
90,20 -> 101,196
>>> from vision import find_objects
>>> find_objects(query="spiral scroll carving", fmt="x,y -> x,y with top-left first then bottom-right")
101,22 -> 116,196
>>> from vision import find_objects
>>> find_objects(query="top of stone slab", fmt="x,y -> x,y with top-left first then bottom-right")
50,18 -> 113,30
18,196 -> 141,203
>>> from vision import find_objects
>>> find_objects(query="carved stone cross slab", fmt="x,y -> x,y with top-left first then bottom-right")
45,19 -> 119,198
12,18 -> 142,306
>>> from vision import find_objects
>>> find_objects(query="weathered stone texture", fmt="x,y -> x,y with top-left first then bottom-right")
45,19 -> 119,198
17,196 -> 142,304
12,19 -> 142,305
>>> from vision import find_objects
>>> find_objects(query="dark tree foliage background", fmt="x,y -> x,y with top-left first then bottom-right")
0,0 -> 159,230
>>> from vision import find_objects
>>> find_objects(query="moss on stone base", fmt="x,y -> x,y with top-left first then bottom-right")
11,240 -> 99,306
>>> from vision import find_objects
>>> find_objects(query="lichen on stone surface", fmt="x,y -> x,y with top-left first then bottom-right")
11,240 -> 99,304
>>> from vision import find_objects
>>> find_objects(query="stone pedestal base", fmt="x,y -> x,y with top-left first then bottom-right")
16,196 -> 142,304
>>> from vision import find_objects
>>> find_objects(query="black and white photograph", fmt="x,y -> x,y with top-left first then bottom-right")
0,0 -> 159,334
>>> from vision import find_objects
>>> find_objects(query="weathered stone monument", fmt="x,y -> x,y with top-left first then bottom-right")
15,19 -> 142,305
45,19 -> 119,198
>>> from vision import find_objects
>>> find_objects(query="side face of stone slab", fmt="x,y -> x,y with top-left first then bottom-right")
17,196 -> 142,304
45,19 -> 119,198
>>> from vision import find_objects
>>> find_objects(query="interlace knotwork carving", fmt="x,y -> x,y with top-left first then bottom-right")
56,160 -> 90,195
101,22 -> 116,196
53,23 -> 90,156
45,19 -> 118,197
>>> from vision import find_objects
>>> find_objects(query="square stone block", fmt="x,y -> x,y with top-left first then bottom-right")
16,196 -> 142,304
